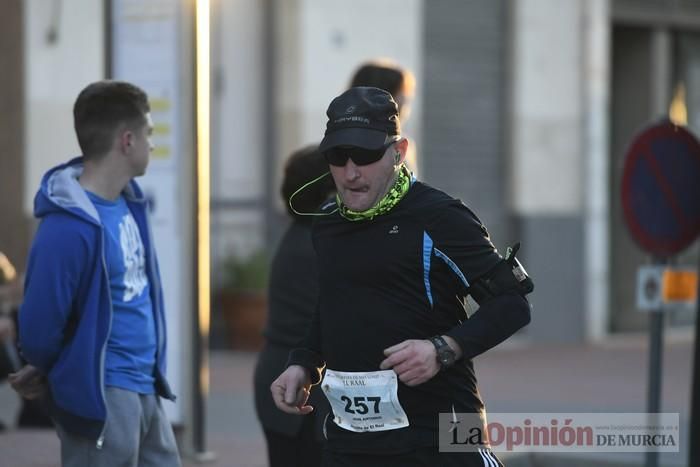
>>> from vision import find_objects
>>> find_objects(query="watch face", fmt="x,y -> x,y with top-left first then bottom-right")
439,349 -> 456,366
432,336 -> 456,368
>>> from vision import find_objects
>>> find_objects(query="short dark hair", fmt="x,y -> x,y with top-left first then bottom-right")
281,146 -> 336,221
73,80 -> 150,159
349,61 -> 415,105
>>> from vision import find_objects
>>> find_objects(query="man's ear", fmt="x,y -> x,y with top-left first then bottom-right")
395,138 -> 409,164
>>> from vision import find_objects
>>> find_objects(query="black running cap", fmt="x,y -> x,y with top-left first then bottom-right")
319,86 -> 401,152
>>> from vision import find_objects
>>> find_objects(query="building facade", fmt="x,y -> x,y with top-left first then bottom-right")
1,0 -> 698,345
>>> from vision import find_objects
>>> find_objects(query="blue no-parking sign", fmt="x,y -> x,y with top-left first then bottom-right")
621,120 -> 700,256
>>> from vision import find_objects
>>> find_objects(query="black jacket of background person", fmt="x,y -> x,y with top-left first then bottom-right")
254,221 -> 329,436
291,181 -> 532,454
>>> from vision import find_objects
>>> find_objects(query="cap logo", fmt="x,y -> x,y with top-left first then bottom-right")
345,105 -> 356,114
333,116 -> 370,125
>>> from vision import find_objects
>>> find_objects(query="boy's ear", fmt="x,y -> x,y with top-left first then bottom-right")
119,130 -> 133,153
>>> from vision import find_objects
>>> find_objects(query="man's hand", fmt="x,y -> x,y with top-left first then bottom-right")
270,365 -> 314,415
379,339 -> 440,386
380,336 -> 463,387
8,365 -> 47,400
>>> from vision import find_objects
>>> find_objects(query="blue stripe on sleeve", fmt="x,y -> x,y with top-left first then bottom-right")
423,232 -> 434,307
434,247 -> 470,289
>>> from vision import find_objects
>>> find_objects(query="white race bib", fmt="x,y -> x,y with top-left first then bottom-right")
321,369 -> 409,433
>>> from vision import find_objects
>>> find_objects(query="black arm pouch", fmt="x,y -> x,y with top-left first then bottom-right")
468,242 -> 534,304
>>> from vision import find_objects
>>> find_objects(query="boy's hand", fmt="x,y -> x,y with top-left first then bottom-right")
9,365 -> 47,400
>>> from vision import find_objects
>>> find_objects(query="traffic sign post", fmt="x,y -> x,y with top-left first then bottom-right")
690,253 -> 700,467
621,120 -> 700,467
645,258 -> 665,467
636,257 -> 669,451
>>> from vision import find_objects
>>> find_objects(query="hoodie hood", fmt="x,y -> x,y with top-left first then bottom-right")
35,156 -> 146,223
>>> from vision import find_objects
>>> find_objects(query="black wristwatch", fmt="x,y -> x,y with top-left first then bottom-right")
429,335 -> 457,370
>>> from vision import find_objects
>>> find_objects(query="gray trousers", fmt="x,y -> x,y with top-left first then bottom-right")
56,387 -> 181,467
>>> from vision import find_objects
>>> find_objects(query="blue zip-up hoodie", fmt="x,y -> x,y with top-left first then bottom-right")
19,157 -> 175,441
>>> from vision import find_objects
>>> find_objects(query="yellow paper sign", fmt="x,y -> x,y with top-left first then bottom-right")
662,269 -> 698,302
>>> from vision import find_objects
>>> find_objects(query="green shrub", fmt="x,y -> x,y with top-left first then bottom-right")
221,250 -> 269,292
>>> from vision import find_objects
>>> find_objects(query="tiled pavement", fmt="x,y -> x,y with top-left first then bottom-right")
0,332 -> 694,467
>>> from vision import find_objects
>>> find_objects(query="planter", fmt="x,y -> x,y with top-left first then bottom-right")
217,290 -> 267,351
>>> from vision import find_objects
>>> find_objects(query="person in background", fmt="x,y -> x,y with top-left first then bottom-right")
9,80 -> 181,467
254,146 -> 336,467
0,252 -> 20,432
0,253 -> 19,357
0,252 -> 53,430
349,59 -> 417,174
349,59 -> 415,120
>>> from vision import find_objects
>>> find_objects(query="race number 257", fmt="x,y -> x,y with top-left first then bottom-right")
340,396 -> 381,415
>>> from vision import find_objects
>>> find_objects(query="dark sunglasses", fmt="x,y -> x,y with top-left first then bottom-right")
323,141 -> 396,167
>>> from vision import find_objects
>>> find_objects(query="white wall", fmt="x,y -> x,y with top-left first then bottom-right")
581,0 -> 611,341
24,0 -> 104,214
510,0 -> 611,340
511,0 -> 583,215
210,0 -> 266,270
210,0 -> 423,268
278,0 -> 423,182
211,0 -> 265,201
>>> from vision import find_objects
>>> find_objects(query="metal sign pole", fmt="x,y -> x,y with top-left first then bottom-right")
689,251 -> 700,467
619,112 -> 700,467
645,256 -> 666,467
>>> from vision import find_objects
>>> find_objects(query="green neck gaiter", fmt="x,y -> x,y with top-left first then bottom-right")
337,164 -> 412,221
